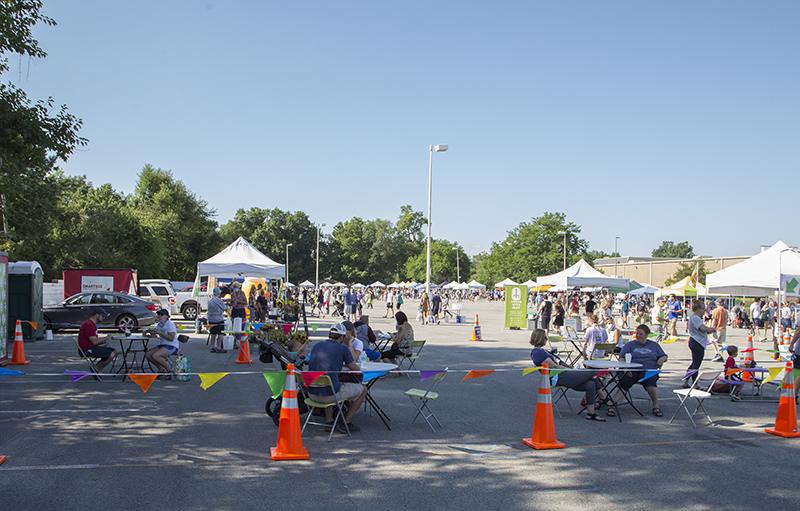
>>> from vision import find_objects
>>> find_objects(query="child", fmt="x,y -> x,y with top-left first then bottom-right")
722,345 -> 744,401
287,339 -> 309,365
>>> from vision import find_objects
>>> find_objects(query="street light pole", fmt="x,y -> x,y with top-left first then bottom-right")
452,246 -> 460,283
426,143 -> 448,295
615,236 -> 620,277
315,223 -> 325,289
557,230 -> 567,270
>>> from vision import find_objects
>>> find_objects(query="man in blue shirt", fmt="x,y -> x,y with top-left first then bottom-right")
307,323 -> 367,432
343,289 -> 359,321
667,294 -> 682,338
606,324 -> 668,418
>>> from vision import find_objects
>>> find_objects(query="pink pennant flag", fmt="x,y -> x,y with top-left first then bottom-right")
597,370 -> 611,377
741,347 -> 760,353
282,324 -> 293,335
301,371 -> 327,384
461,370 -> 496,381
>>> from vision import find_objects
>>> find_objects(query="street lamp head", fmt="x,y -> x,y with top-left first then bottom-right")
558,230 -> 566,235
433,144 -> 448,152
286,243 -> 293,248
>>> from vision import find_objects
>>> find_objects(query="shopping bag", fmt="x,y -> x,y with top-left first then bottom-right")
172,355 -> 191,381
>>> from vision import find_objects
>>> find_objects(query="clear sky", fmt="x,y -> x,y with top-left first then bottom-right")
13,1 -> 799,259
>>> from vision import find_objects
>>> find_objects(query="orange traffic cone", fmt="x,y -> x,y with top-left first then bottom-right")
742,335 -> 755,382
235,338 -> 253,364
8,320 -> 30,365
523,363 -> 565,450
0,455 -> 5,466
765,362 -> 800,438
469,314 -> 483,342
271,364 -> 310,460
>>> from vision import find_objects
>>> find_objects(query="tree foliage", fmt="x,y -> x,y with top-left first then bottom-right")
664,259 -> 708,287
472,212 -> 590,286
652,241 -> 694,259
404,240 -> 471,283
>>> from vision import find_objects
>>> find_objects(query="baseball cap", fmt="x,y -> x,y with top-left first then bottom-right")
342,320 -> 355,332
329,323 -> 347,336
156,309 -> 170,316
91,307 -> 109,317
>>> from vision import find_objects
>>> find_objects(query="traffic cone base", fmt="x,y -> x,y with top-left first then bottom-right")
235,339 -> 253,364
9,320 -> 30,365
523,363 -> 565,450
765,362 -> 800,438
271,364 -> 310,460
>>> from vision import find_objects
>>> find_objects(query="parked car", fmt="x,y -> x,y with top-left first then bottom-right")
43,292 -> 159,331
174,286 -> 210,320
139,279 -> 177,315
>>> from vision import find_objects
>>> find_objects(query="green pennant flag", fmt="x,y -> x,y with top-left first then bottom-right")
263,371 -> 288,399
310,324 -> 320,332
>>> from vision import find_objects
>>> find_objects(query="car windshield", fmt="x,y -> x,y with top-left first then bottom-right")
65,294 -> 92,306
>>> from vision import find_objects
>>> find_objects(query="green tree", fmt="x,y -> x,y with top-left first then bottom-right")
404,241 -> 471,283
396,205 -> 426,243
472,212 -> 589,286
218,207 -> 271,245
652,241 -> 694,259
664,259 -> 708,287
250,208 -> 317,283
0,1 -> 86,256
130,165 -> 219,280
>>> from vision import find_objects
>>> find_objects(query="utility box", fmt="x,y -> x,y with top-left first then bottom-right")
8,261 -> 44,340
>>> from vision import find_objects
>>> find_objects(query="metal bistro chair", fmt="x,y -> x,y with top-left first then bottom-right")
404,368 -> 448,432
302,374 -> 351,441
669,370 -> 722,428
589,343 -> 617,361
397,340 -> 426,378
548,335 -> 576,366
72,337 -> 108,381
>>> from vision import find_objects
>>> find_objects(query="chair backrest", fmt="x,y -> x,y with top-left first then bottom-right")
177,334 -> 189,343
421,368 -> 448,398
72,337 -> 92,359
695,370 -> 723,391
409,340 -> 426,355
308,374 -> 336,394
590,343 -> 616,360
565,325 -> 578,338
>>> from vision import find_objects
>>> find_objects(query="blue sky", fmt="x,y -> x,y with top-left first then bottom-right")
13,1 -> 799,259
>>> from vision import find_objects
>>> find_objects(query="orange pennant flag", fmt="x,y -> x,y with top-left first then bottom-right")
461,370 -> 496,381
725,368 -> 744,377
128,374 -> 158,393
27,321 -> 39,330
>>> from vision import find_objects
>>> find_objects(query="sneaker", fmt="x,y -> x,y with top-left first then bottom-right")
681,379 -> 691,389
731,394 -> 742,401
712,354 -> 723,363
338,421 -> 360,433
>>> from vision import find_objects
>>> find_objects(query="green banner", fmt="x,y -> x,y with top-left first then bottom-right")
504,285 -> 528,329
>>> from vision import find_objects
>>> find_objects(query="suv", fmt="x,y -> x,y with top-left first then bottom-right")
138,279 -> 177,315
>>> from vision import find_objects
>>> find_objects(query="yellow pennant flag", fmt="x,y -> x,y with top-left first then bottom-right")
199,373 -> 228,390
523,367 -> 542,376
128,374 -> 158,393
177,325 -> 191,331
761,366 -> 784,385
662,337 -> 680,344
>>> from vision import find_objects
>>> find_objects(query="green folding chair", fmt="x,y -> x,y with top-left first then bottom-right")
404,368 -> 447,432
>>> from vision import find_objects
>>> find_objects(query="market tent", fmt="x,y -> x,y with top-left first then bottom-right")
495,278 -> 519,288
370,281 -> 386,287
656,276 -> 706,298
196,237 -> 285,280
299,280 -> 315,288
628,282 -> 658,296
467,280 -> 486,290
705,240 -> 800,296
537,259 -> 630,289
352,283 -> 366,288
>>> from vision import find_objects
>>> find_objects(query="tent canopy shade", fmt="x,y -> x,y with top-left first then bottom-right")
706,240 -> 800,296
537,259 -> 630,289
196,237 -> 285,280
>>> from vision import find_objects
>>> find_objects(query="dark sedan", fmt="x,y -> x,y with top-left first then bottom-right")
43,292 -> 159,331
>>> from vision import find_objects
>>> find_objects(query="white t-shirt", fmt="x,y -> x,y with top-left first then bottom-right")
750,301 -> 761,320
688,314 -> 707,348
155,319 -> 179,349
584,325 -> 609,358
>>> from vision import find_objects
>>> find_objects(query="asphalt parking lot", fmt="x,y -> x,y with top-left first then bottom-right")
1,300 -> 798,510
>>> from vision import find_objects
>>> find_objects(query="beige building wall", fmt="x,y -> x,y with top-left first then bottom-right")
596,256 -> 750,288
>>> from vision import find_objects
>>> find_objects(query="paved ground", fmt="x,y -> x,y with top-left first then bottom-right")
1,300 -> 798,510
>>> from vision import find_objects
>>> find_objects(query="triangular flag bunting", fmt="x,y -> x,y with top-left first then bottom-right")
761,366 -> 783,385
262,371 -> 287,398
199,373 -> 228,390
251,323 -> 265,330
0,367 -> 25,376
282,324 -> 292,335
597,370 -> 611,377
129,374 -> 158,393
662,337 -> 679,344
522,367 -> 542,376
362,371 -> 388,383
461,370 -> 496,381
301,371 -> 327,385
549,369 -> 567,376
740,347 -> 760,353
647,333 -> 659,339
420,370 -> 445,381
27,321 -> 39,330
310,324 -> 320,332
637,370 -> 661,382
63,370 -> 93,382
725,368 -> 745,377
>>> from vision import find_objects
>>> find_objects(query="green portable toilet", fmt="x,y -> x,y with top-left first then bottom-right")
8,261 -> 45,340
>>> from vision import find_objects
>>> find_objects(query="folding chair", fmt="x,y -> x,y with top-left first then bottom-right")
548,335 -> 576,365
589,343 -> 617,361
72,337 -> 106,380
302,375 -> 350,441
551,380 -> 575,419
669,370 -> 722,427
404,368 -> 448,432
397,340 -> 426,377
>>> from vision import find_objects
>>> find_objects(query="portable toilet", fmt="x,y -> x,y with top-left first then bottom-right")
8,261 -> 45,340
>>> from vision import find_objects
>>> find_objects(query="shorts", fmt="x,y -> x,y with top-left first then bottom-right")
752,318 -> 762,328
781,318 -> 792,329
85,345 -> 115,361
618,371 -> 659,392
210,321 -> 224,334
347,304 -> 358,315
309,382 -> 364,403
155,344 -> 179,356
231,308 -> 247,320
386,302 -> 394,309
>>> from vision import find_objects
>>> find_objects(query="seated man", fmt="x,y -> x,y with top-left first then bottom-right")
78,307 -> 117,373
307,323 -> 367,433
144,309 -> 179,379
607,324 -> 668,418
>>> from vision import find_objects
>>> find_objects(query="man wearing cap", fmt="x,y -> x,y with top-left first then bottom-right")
78,308 -> 117,373
144,309 -> 179,379
307,322 -> 368,432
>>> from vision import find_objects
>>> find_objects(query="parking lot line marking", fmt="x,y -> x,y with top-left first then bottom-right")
570,435 -> 776,449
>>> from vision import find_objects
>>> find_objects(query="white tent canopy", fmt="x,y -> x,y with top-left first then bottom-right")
537,259 -> 630,289
495,278 -> 519,288
467,280 -> 486,290
352,283 -> 366,288
298,280 -> 315,288
370,281 -> 386,287
706,240 -> 800,296
196,237 -> 285,280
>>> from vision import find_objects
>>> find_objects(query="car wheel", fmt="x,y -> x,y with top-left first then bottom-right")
182,303 -> 198,320
116,314 -> 138,331
43,315 -> 60,332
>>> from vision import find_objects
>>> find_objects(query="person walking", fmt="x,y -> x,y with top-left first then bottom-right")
710,298 -> 728,362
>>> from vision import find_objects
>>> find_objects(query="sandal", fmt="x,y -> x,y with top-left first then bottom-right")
652,407 -> 663,417
586,413 -> 606,422
606,407 -> 616,417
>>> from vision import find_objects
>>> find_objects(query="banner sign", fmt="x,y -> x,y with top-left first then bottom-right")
504,285 -> 528,329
